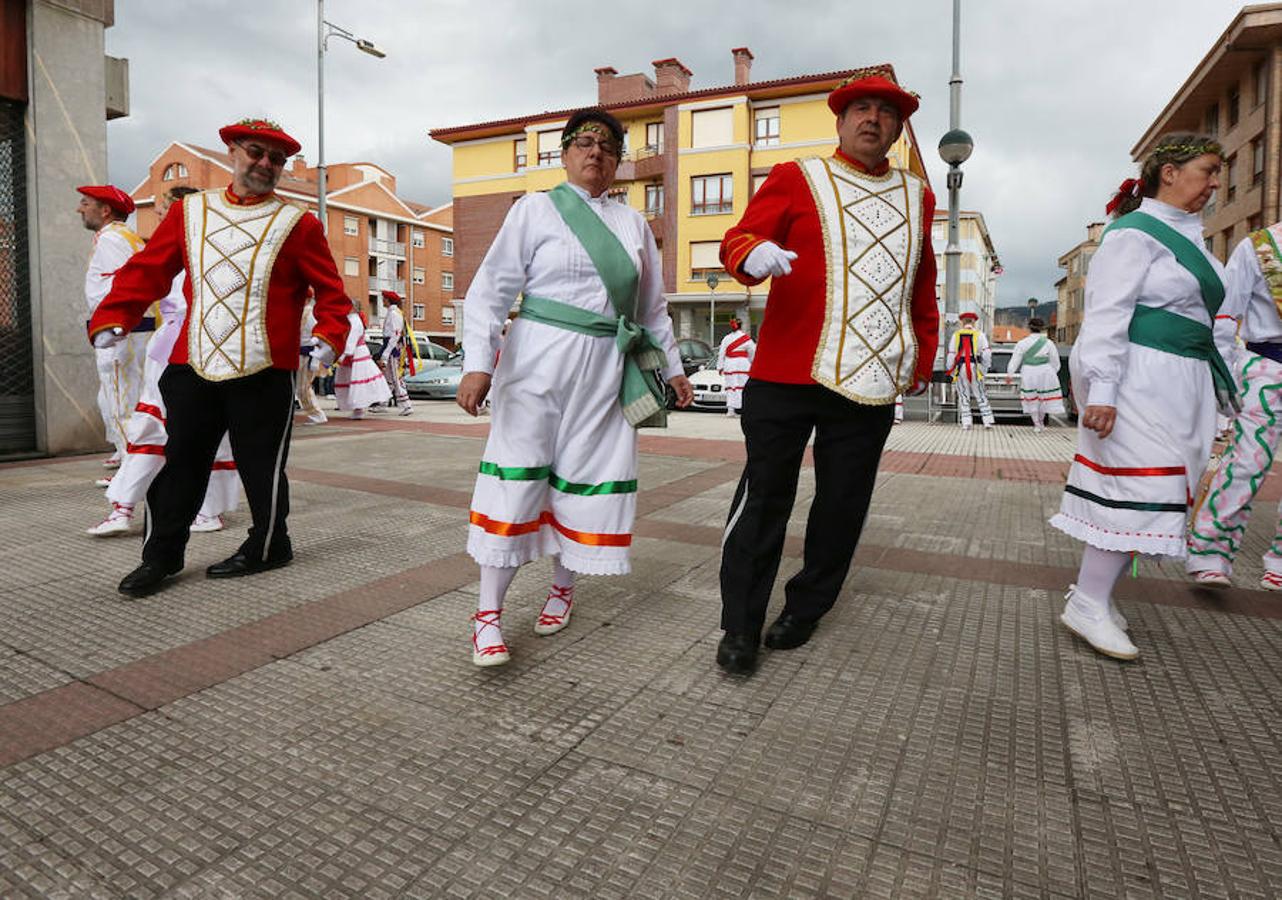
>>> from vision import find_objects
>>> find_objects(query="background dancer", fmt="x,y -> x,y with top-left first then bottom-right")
378,290 -> 413,416
716,317 -> 755,417
334,300 -> 391,419
947,307 -> 994,430
1008,317 -> 1064,432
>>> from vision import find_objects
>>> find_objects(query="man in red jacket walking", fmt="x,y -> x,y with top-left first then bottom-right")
715,73 -> 939,675
89,118 -> 350,597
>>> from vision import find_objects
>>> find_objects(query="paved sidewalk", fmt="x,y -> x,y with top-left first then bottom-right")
1,409 -> 1280,898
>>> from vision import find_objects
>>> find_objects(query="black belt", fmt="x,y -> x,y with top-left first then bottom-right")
87,316 -> 156,333
1246,341 -> 1282,364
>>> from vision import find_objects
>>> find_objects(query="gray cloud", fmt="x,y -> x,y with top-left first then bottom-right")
107,0 -> 1238,307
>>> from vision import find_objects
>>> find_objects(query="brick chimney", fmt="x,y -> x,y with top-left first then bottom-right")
292,155 -> 307,174
652,58 -> 692,95
596,65 -> 655,104
731,47 -> 753,86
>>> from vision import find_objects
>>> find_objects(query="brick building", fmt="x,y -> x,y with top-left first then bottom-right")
1053,221 -> 1103,345
1133,3 -> 1282,261
929,209 -> 1000,350
430,50 -> 930,344
129,142 -> 456,345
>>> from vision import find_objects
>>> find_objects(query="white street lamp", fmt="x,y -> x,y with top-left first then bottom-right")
317,1 -> 385,234
938,0 -> 973,356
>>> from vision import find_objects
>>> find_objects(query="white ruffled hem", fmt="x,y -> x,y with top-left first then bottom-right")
1049,513 -> 1186,558
466,530 -> 631,575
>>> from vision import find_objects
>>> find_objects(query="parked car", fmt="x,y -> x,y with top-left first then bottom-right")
933,342 -> 1076,421
366,330 -> 453,370
677,338 -> 715,375
405,350 -> 464,399
689,368 -> 727,411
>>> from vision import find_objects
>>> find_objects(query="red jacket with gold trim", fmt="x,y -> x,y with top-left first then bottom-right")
88,187 -> 349,374
719,150 -> 939,387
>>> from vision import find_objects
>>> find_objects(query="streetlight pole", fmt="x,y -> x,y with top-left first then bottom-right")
706,272 -> 720,346
316,1 -> 385,235
938,0 -> 973,360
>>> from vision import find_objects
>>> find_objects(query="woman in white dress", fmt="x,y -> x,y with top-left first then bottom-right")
334,305 -> 391,419
455,108 -> 693,666
1050,133 -> 1237,660
1007,317 -> 1063,431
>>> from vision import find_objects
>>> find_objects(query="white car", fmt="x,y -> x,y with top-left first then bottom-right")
688,368 -> 727,411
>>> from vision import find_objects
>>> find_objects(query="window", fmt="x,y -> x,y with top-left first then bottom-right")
608,188 -> 629,205
1204,103 -> 1220,136
537,129 -> 562,166
691,107 -> 734,148
412,303 -> 425,320
442,237 -> 454,257
343,257 -> 359,277
343,216 -> 359,236
691,173 -> 733,215
514,137 -> 527,172
645,121 -> 664,154
442,272 -> 454,291
1256,59 -> 1269,107
644,182 -> 664,216
752,173 -> 768,195
412,230 -> 425,248
1228,87 -> 1240,128
442,307 -> 455,327
1227,154 -> 1237,202
1253,139 -> 1265,186
1249,213 -> 1263,232
162,162 -> 188,181
689,241 -> 726,281
412,267 -> 425,285
1205,236 -> 1214,253
753,107 -> 780,146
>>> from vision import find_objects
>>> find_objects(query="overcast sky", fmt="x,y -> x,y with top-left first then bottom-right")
105,0 -> 1244,308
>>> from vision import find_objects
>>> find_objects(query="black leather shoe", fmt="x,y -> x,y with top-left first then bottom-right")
118,561 -> 182,598
764,613 -> 817,650
205,550 -> 293,579
716,633 -> 759,676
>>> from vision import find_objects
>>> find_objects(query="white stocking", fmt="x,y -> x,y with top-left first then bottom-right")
1075,545 -> 1130,611
476,565 -> 518,641
1032,411 -> 1044,429
543,557 -> 576,617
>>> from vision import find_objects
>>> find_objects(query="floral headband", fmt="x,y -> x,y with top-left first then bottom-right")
561,122 -> 615,149
1151,139 -> 1223,159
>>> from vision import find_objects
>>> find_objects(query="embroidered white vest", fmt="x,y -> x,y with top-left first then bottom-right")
797,156 -> 926,404
183,191 -> 304,380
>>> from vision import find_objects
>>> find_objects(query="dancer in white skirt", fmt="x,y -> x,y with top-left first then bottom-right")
717,317 -> 755,416
1050,134 -> 1237,660
334,306 -> 391,418
1008,317 -> 1064,431
88,187 -> 240,536
455,108 -> 692,666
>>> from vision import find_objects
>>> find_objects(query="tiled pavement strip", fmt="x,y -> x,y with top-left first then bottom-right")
0,407 -> 1280,898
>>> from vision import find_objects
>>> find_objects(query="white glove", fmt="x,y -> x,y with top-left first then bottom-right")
92,327 -> 124,350
744,241 -> 798,279
308,338 -> 335,371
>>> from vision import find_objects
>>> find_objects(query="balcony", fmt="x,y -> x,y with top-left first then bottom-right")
369,276 -> 406,295
369,238 -> 406,258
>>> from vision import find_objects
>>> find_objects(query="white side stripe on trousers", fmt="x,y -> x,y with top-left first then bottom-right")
261,371 -> 296,561
722,477 -> 749,549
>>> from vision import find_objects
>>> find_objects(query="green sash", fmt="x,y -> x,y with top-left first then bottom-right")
1024,335 -> 1049,367
1105,211 -> 1231,395
538,183 -> 668,427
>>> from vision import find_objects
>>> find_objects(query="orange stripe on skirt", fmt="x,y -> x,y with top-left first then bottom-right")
469,510 -> 631,547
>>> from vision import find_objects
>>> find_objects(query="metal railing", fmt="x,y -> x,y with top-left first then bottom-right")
368,238 -> 406,257
368,276 -> 406,294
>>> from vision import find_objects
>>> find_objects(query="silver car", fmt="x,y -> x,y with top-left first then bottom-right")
405,351 -> 464,400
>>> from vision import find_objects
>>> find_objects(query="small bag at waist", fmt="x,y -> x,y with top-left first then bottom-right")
1245,341 -> 1282,364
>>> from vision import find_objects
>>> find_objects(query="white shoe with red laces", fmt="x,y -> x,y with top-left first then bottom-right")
189,513 -> 224,533
102,454 -> 121,470
94,476 -> 112,488
1260,571 -> 1282,592
87,502 -> 133,536
472,609 -> 510,666
535,585 -> 574,636
1190,569 -> 1232,588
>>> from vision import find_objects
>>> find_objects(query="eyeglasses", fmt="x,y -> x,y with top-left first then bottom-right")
569,134 -> 621,158
238,142 -> 287,167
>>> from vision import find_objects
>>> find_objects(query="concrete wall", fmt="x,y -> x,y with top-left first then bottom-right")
26,0 -> 115,454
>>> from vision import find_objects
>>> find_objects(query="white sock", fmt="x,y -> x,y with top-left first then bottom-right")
544,557 -> 576,615
1075,545 -> 1130,612
476,566 -> 518,641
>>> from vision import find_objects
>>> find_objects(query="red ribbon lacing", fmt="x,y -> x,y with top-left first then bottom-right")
1105,177 -> 1145,216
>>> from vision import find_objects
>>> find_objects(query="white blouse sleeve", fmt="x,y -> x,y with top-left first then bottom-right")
1218,238 -> 1258,361
462,197 -> 537,375
1008,336 -> 1029,373
977,332 -> 992,369
633,221 -> 684,380
1077,229 -> 1150,407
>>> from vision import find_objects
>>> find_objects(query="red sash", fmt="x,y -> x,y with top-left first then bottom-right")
725,333 -> 751,359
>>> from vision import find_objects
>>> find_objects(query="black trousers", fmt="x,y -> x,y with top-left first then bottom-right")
142,365 -> 296,568
719,379 -> 894,637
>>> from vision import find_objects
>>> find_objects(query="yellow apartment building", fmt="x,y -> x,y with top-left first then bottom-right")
430,50 -> 930,344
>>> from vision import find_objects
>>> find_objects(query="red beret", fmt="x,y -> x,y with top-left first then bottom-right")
827,74 -> 919,120
959,310 -> 979,321
77,184 -> 135,216
381,290 -> 402,303
218,117 -> 301,157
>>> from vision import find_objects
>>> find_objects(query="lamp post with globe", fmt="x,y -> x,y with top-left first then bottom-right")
938,0 -> 973,354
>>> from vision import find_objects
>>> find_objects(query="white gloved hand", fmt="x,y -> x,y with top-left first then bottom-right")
92,327 -> 124,350
308,338 -> 335,371
743,241 -> 798,279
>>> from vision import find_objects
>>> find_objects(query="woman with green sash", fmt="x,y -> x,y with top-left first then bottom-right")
1008,317 -> 1063,431
1050,133 -> 1235,661
455,108 -> 692,667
